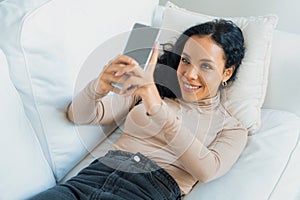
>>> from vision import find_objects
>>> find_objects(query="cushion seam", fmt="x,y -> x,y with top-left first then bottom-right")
266,131 -> 300,199
18,0 -> 57,178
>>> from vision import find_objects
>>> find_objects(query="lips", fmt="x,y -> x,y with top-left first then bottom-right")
182,82 -> 202,92
183,83 -> 201,89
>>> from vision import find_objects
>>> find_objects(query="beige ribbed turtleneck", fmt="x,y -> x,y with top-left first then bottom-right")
68,79 -> 248,195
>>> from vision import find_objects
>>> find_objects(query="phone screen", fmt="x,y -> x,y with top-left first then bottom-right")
111,23 -> 160,90
123,23 -> 160,69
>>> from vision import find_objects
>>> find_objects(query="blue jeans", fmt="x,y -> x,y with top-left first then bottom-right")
29,150 -> 182,200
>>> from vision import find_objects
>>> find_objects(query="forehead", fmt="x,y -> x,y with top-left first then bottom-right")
183,35 -> 225,61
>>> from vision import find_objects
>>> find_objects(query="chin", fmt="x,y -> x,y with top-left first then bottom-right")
181,93 -> 199,102
179,88 -> 203,102
181,90 -> 214,102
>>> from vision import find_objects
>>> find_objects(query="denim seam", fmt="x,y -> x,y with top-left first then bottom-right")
146,172 -> 169,200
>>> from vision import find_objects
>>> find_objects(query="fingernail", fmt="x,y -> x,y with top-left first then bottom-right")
132,59 -> 139,65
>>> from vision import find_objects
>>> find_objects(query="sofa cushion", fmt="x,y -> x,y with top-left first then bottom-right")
0,49 -> 56,199
0,0 -> 159,181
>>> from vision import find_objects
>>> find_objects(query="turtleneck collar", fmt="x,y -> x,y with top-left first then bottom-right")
178,91 -> 220,113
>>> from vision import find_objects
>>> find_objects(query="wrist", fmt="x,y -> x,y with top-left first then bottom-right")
94,79 -> 109,96
92,79 -> 108,98
140,84 -> 162,115
146,103 -> 162,116
139,83 -> 156,97
95,86 -> 109,96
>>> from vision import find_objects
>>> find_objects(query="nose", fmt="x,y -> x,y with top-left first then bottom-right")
184,66 -> 198,80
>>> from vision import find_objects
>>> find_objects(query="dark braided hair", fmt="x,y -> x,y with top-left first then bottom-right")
154,19 -> 245,99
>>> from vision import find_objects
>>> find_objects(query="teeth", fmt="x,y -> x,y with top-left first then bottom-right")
184,83 -> 200,89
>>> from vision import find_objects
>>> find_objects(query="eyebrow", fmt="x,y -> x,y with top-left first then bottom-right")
182,52 -> 215,64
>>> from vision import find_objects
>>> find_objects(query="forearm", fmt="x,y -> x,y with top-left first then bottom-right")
67,79 -> 106,125
167,127 -> 248,183
67,78 -> 139,125
139,84 -> 162,115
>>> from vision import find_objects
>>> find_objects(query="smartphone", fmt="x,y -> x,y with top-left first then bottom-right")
112,23 -> 160,89
123,23 -> 160,68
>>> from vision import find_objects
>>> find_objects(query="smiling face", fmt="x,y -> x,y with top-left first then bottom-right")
177,35 -> 234,102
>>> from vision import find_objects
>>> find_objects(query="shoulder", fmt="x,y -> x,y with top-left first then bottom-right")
218,102 -> 247,131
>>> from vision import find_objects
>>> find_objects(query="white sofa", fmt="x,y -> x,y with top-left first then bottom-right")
0,0 -> 300,199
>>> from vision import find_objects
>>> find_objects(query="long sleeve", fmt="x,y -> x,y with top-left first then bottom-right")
172,125 -> 248,183
149,102 -> 248,183
67,79 -> 139,125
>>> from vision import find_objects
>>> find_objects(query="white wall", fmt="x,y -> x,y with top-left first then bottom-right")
160,0 -> 300,34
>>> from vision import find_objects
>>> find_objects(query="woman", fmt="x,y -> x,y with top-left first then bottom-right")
31,19 -> 247,200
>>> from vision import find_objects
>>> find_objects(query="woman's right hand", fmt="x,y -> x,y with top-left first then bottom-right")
95,55 -> 139,95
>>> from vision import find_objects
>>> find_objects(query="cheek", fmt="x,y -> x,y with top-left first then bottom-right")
177,64 -> 183,74
176,64 -> 184,77
203,73 -> 222,87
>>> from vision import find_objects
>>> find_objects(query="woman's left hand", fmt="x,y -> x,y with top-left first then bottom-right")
116,43 -> 163,115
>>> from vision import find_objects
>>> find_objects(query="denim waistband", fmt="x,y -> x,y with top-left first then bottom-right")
102,150 -> 181,198
104,150 -> 161,172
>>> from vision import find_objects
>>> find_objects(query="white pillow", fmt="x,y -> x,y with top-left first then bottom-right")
0,49 -> 56,199
157,1 -> 278,134
0,0 -> 159,181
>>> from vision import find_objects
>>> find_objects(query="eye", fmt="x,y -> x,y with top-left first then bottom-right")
200,63 -> 213,70
181,57 -> 190,64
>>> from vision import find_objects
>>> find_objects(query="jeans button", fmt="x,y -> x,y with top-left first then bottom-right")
133,155 -> 140,162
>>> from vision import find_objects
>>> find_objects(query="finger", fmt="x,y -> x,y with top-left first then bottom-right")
120,75 -> 153,95
100,74 -> 122,94
110,54 -> 139,65
120,86 -> 136,96
101,71 -> 126,85
115,64 -> 142,77
146,42 -> 159,74
103,63 -> 124,74
96,78 -> 120,94
119,76 -> 141,94
104,82 -> 121,94
104,63 -> 137,77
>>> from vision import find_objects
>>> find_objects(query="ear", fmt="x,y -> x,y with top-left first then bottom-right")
222,66 -> 235,82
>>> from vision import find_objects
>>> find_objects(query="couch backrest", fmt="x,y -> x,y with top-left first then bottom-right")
160,0 -> 300,35
0,0 -> 159,184
0,48 -> 55,199
262,30 -> 300,116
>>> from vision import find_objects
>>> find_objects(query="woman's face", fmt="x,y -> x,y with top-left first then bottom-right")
177,35 -> 233,102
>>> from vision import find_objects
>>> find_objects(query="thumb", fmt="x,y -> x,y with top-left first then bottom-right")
146,41 -> 159,74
